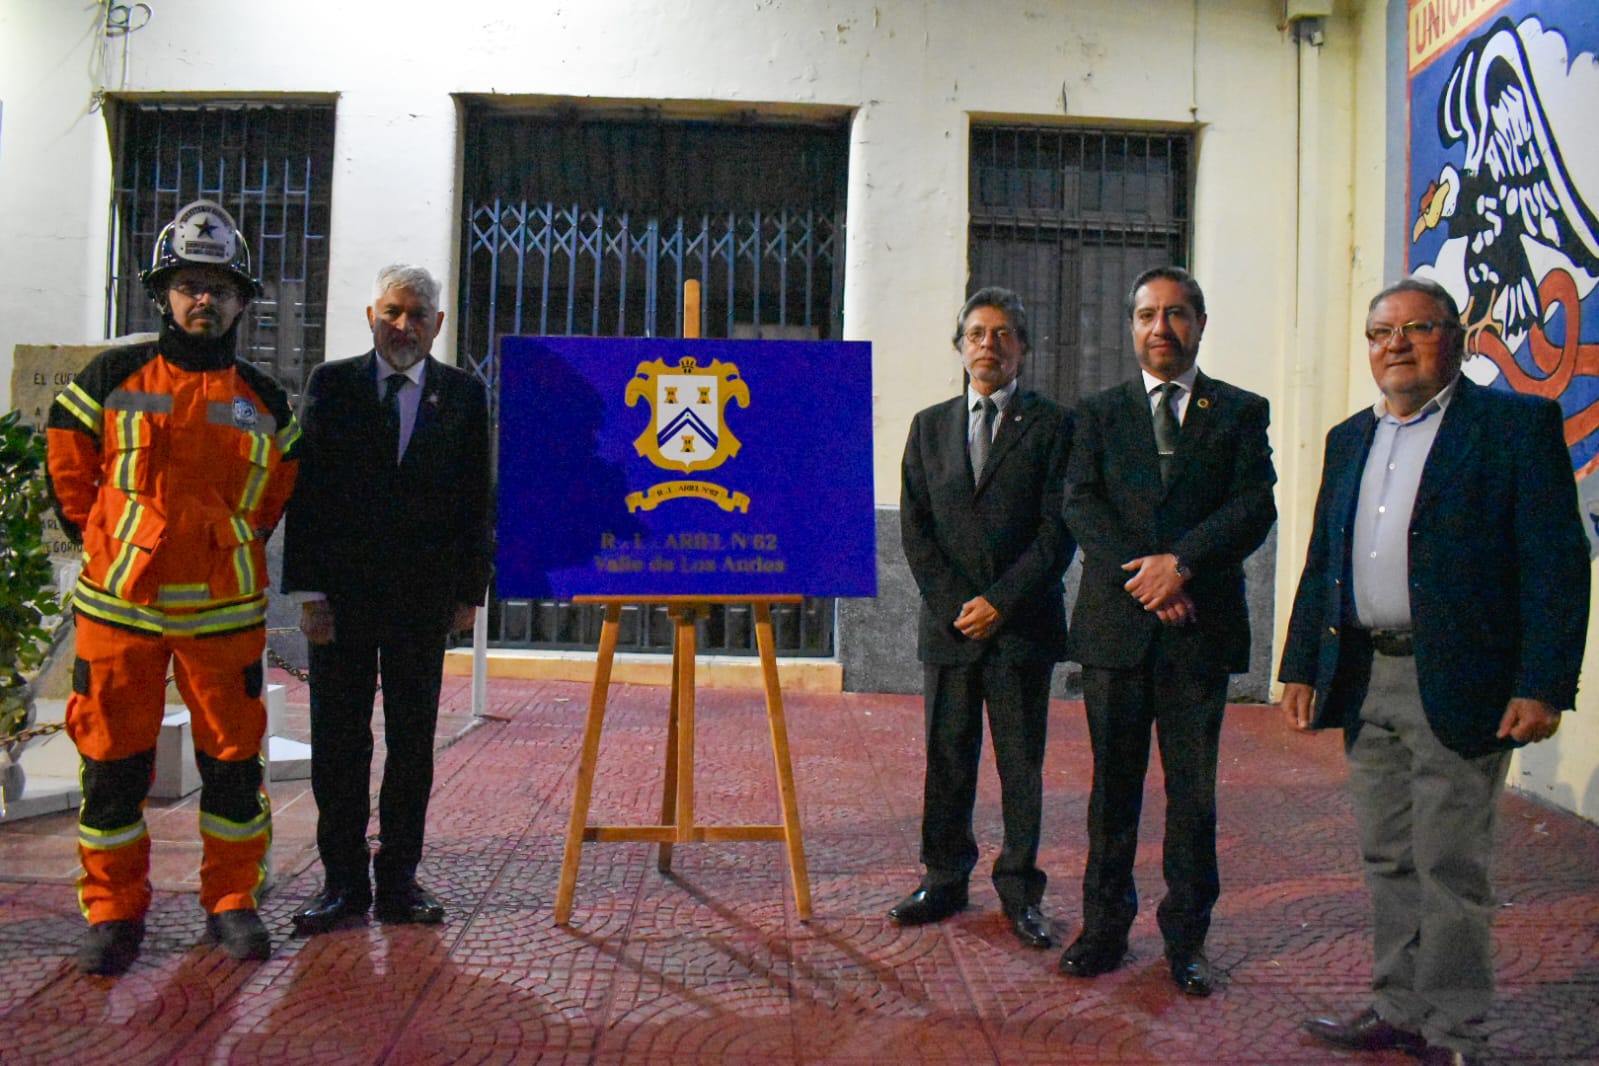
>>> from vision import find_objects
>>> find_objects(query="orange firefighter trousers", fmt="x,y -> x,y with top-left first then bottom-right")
66,613 -> 271,924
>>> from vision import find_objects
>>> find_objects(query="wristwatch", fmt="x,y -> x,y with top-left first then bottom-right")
1173,557 -> 1192,581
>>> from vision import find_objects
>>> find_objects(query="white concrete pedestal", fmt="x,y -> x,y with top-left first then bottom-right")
1,682 -> 309,822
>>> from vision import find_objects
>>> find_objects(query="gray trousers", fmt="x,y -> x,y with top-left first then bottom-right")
1347,652 -> 1511,1054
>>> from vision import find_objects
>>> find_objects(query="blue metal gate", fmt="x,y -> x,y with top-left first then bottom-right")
459,112 -> 849,655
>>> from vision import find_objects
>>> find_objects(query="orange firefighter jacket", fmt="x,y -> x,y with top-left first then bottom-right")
46,334 -> 300,636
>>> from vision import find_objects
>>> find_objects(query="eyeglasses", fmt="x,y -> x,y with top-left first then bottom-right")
170,280 -> 242,301
1365,320 -> 1449,347
963,326 -> 1014,345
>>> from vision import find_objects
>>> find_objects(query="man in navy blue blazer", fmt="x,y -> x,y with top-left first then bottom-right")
1280,277 -> 1589,1066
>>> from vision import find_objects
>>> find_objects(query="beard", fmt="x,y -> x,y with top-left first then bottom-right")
179,308 -> 225,336
379,343 -> 425,371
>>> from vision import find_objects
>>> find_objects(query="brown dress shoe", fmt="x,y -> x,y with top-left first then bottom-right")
1302,1008 -> 1425,1053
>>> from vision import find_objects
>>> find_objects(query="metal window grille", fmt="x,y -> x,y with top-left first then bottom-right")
106,101 -> 335,402
968,125 -> 1193,406
460,109 -> 849,656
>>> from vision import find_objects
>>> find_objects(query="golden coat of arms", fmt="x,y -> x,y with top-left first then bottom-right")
623,356 -> 751,511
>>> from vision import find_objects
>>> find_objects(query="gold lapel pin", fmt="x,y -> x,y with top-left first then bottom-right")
1196,397 -> 1211,409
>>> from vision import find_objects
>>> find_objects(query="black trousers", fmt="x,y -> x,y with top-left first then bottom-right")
307,620 -> 449,895
919,654 -> 1053,911
1079,648 -> 1226,958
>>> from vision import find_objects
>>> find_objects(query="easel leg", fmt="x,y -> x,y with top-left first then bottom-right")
658,621 -> 681,873
755,602 -> 813,921
555,602 -> 622,925
671,606 -> 698,856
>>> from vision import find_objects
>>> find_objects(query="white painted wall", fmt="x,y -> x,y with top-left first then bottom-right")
0,3 -> 116,394
2,0 -> 1595,819
2,0 -> 1308,499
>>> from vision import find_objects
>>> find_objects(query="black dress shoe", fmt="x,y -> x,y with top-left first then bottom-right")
1057,934 -> 1126,978
1003,905 -> 1053,949
77,919 -> 144,976
374,881 -> 445,925
206,909 -> 272,961
1168,951 -> 1214,997
1302,1008 -> 1425,1053
886,886 -> 968,926
292,885 -> 371,936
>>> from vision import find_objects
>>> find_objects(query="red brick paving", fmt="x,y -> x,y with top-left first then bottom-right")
1,672 -> 1596,1064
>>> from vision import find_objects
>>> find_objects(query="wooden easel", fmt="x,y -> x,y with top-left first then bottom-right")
552,281 -> 813,925
552,596 -> 813,924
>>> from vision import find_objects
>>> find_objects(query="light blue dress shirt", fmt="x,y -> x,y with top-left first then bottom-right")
1351,377 -> 1459,629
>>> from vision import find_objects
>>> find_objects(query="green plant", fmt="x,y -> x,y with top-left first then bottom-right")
0,409 -> 58,742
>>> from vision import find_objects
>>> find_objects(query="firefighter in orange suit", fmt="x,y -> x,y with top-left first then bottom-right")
46,200 -> 300,975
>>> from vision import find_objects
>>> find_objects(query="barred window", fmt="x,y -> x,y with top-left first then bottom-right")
968,125 -> 1194,405
107,100 -> 335,402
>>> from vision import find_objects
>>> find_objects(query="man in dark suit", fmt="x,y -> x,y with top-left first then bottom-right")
1280,277 -> 1588,1066
891,286 -> 1076,949
1060,266 -> 1276,996
283,264 -> 494,934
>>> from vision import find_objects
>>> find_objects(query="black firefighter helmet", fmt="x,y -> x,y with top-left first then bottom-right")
140,199 -> 263,302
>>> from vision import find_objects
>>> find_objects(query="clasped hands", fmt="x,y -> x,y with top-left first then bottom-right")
1122,553 -> 1195,626
954,595 -> 1001,642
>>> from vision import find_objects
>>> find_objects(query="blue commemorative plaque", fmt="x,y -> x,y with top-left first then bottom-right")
496,337 -> 877,599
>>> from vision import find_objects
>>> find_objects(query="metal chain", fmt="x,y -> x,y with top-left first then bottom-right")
263,626 -> 374,690
1,722 -> 70,816
0,720 -> 67,748
265,643 -> 310,684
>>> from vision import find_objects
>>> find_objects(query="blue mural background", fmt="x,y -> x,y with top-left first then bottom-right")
1406,0 -> 1599,544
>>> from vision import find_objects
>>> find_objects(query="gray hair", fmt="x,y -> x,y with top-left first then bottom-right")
372,263 -> 442,317
953,286 -> 1030,350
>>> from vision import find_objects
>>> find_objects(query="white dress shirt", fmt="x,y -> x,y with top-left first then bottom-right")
1141,364 -> 1200,424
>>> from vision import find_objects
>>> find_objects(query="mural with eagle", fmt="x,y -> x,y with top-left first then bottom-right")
1408,6 -> 1599,547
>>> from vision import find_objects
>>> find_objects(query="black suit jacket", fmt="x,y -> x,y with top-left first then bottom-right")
282,351 -> 494,633
1278,377 -> 1589,756
1065,372 -> 1276,674
901,390 -> 1075,665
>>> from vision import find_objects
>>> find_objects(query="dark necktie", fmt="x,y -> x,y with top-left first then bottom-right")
1152,382 -> 1181,486
970,397 -> 996,482
383,373 -> 407,463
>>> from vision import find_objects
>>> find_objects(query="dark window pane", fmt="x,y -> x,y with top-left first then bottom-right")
107,101 -> 335,403
968,125 -> 1194,406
